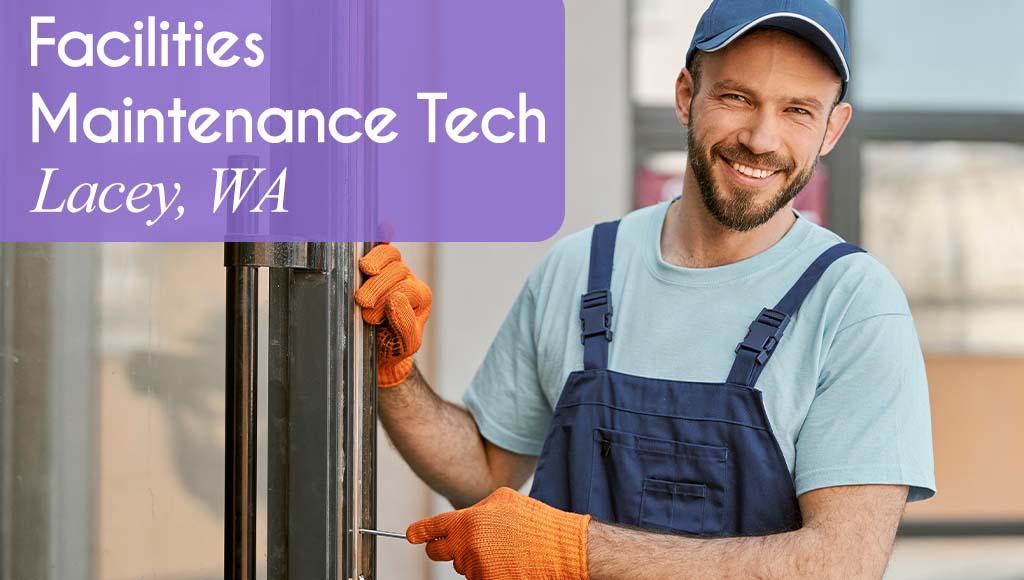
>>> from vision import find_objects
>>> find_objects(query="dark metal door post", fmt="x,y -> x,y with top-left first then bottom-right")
225,242 -> 377,580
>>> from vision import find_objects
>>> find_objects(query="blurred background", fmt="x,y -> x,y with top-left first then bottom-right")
2,1 -> 1023,579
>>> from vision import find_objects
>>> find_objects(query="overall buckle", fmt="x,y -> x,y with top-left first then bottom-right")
734,308 -> 790,365
580,289 -> 613,344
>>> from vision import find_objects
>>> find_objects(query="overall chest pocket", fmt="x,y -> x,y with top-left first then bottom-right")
588,428 -> 728,536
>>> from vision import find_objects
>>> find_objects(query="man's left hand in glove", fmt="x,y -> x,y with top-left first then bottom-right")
406,487 -> 591,580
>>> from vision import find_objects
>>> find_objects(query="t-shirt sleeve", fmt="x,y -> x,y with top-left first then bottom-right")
462,280 -> 553,456
794,312 -> 937,502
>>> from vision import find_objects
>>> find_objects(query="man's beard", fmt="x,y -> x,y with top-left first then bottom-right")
687,121 -> 818,232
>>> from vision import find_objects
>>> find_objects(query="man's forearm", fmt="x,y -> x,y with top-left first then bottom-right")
588,521 -> 813,580
378,364 -> 495,508
587,505 -> 897,580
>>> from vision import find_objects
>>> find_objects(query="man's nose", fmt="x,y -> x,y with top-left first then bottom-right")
736,110 -> 782,157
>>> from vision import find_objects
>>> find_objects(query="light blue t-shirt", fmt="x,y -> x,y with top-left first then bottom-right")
463,198 -> 936,502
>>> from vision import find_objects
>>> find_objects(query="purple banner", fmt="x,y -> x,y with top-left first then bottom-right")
1,0 -> 565,241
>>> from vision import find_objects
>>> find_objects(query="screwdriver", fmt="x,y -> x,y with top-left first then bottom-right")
358,528 -> 407,540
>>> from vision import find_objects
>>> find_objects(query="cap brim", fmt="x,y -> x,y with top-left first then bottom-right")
693,12 -> 849,98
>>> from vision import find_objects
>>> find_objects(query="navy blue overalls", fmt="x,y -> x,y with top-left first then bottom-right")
529,220 -> 863,536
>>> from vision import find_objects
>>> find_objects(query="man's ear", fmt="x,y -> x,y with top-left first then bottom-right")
819,102 -> 853,157
675,68 -> 695,128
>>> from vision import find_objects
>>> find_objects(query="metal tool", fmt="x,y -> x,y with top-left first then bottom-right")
359,528 -> 406,540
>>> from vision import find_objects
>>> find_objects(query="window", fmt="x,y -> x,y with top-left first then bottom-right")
851,1 -> 1024,113
862,141 -> 1024,354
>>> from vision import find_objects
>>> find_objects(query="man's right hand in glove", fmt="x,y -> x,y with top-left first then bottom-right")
355,243 -> 432,387
355,243 -> 537,512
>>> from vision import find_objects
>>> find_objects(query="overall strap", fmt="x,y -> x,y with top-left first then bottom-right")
726,242 -> 865,388
581,221 -> 620,370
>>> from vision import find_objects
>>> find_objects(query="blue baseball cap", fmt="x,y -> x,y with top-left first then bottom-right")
686,0 -> 851,101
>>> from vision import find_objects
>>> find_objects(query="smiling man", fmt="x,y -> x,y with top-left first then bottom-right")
355,1 -> 936,578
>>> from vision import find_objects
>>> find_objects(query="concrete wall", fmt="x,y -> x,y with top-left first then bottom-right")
384,1 -> 633,578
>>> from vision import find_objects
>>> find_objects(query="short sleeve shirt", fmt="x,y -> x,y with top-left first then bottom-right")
463,198 -> 936,502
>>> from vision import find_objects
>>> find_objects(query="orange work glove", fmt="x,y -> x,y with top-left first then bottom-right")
407,487 -> 591,580
354,243 -> 432,387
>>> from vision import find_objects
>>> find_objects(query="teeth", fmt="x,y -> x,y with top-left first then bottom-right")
728,160 -> 776,179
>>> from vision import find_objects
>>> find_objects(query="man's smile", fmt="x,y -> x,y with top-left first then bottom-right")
717,154 -> 783,188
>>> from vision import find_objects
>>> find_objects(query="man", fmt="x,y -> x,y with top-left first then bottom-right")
354,0 -> 935,578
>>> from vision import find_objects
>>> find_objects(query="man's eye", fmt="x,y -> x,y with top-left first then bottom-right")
724,94 -> 746,102
788,107 -> 810,115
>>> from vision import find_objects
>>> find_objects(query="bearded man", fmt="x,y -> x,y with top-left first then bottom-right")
355,1 -> 936,578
